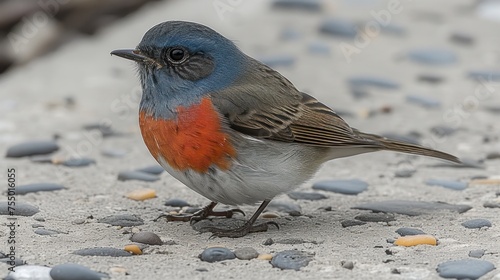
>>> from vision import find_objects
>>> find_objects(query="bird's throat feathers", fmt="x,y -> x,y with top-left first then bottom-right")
139,97 -> 236,173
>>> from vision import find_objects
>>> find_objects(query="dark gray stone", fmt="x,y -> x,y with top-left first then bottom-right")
136,165 -> 164,175
341,219 -> 366,228
319,18 -> 357,38
272,0 -> 322,11
0,201 -> 39,216
406,95 -> 442,108
234,247 -> 259,260
62,158 -> 96,167
287,191 -> 327,201
199,247 -> 235,263
467,70 -> 500,81
130,232 -> 163,245
98,214 -> 144,227
50,263 -> 107,280
461,219 -> 492,229
117,171 -> 159,182
16,183 -> 65,195
395,227 -> 426,236
347,76 -> 400,89
483,201 -> 500,208
164,198 -> 190,207
469,249 -> 486,258
73,247 -> 132,257
355,213 -> 395,223
437,259 -> 495,279
352,200 -> 471,216
6,140 -> 59,158
312,179 -> 368,195
425,179 -> 468,191
271,250 -> 313,271
408,48 -> 457,65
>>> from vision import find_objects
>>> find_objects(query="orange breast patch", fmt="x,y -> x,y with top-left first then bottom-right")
139,97 -> 236,173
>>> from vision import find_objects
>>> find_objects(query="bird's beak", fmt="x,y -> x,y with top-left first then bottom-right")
111,49 -> 149,63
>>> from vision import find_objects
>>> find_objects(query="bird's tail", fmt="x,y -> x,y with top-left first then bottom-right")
356,131 -> 461,163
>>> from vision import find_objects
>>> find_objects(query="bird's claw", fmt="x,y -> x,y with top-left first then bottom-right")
206,221 -> 279,239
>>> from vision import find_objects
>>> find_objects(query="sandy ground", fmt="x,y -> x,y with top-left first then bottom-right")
1,0 -> 500,279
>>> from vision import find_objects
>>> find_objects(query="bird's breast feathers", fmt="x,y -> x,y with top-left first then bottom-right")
139,97 -> 236,173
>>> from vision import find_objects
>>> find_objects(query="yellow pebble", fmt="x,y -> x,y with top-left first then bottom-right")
126,188 -> 156,201
470,179 -> 500,186
394,235 -> 437,247
124,244 -> 143,255
257,254 -> 273,260
260,212 -> 280,219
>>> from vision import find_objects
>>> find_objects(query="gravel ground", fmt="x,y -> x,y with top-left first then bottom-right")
1,0 -> 500,279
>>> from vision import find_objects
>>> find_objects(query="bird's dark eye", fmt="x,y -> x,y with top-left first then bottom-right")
167,48 -> 187,64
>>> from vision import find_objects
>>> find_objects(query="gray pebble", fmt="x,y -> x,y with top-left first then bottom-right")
98,214 -> 144,227
257,55 -> 295,68
341,260 -> 354,270
486,152 -> 500,160
408,48 -> 457,65
6,140 -> 59,158
308,41 -> 331,54
101,148 -> 127,158
271,250 -> 313,271
430,125 -> 457,137
353,200 -> 471,216
73,247 -> 132,257
82,123 -> 118,137
461,219 -> 492,229
275,238 -> 308,244
50,263 -> 107,280
437,259 -> 495,279
16,183 -> 65,195
272,0 -> 322,11
341,219 -> 366,228
136,165 -> 164,175
234,247 -> 259,260
355,213 -> 395,223
467,70 -> 500,82
394,168 -> 416,178
417,74 -> 444,84
319,18 -> 357,38
267,200 -> 302,216
287,191 -> 327,201
395,227 -> 426,236
347,76 -> 400,89
263,238 -> 274,245
62,157 -> 96,167
406,94 -> 441,108
5,265 -> 51,280
312,179 -> 368,195
164,198 -> 190,207
117,171 -> 159,182
450,32 -> 474,45
35,228 -> 65,235
0,201 -> 39,216
425,179 -> 468,191
130,232 -> 163,245
469,249 -> 486,258
483,201 -> 500,208
199,247 -> 235,263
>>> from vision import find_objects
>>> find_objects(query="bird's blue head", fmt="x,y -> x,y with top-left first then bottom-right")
111,21 -> 247,119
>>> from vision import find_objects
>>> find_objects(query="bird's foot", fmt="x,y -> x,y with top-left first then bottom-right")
154,202 -> 244,223
204,221 -> 279,238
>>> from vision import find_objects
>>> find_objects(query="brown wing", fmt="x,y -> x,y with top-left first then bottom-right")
210,57 -> 460,163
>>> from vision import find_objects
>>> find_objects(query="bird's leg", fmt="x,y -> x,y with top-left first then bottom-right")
154,201 -> 245,223
203,199 -> 279,238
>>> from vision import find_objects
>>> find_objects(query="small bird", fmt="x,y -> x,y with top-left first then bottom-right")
112,21 -> 460,238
